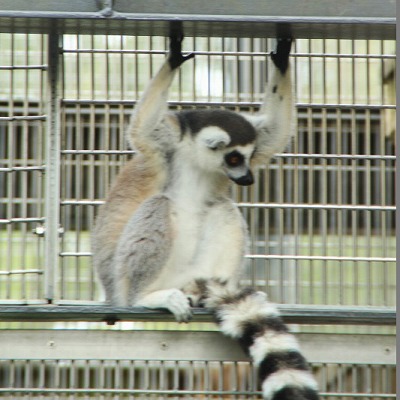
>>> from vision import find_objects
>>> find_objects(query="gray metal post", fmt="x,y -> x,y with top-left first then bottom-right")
44,29 -> 61,302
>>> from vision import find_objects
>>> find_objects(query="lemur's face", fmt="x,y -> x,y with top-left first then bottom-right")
195,126 -> 256,186
178,109 -> 257,186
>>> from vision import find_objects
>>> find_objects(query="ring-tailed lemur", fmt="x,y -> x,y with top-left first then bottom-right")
92,25 -> 319,400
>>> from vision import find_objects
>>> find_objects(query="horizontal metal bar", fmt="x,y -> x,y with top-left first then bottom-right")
61,48 -> 396,60
0,305 -> 395,325
0,65 -> 47,70
61,200 -> 103,206
61,99 -> 397,110
0,0 -> 395,39
60,251 -> 91,257
0,388 -> 394,398
60,200 -> 396,212
0,217 -> 45,225
0,0 -> 395,19
0,269 -> 43,276
61,150 -> 135,155
0,166 -> 45,173
0,389 -> 263,396
296,102 -> 397,110
275,153 -> 396,161
237,203 -> 396,211
0,300 -> 49,305
0,391 -> 395,399
0,329 -> 395,365
245,255 -> 396,263
59,150 -> 396,161
0,115 -> 46,122
58,251 -> 395,264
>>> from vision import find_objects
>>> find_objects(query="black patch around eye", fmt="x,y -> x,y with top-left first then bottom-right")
225,151 -> 244,167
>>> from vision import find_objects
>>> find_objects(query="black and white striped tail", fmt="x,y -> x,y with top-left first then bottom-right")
201,280 -> 320,400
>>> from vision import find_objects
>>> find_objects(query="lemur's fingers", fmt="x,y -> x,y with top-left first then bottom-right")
165,288 -> 193,323
168,21 -> 195,70
270,37 -> 292,74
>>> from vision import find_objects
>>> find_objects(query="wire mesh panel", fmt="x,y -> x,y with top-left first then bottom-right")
0,33 -> 396,306
0,329 -> 396,399
58,35 -> 396,306
0,33 -> 47,303
0,359 -> 396,399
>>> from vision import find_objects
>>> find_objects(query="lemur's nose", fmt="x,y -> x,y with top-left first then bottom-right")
234,170 -> 254,186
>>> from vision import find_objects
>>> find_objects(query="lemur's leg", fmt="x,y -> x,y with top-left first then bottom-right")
127,22 -> 194,152
113,195 -> 193,323
247,38 -> 294,165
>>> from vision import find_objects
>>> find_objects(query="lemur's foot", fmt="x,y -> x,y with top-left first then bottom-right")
168,21 -> 195,70
270,37 -> 292,74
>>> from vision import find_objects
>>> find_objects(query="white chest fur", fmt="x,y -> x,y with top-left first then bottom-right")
149,161 -> 245,291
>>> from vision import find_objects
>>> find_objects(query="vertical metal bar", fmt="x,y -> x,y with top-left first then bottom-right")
207,36 -> 212,102
350,40 -> 359,306
74,32 -> 82,301
380,45 -> 390,307
293,41 -> 302,304
36,34 -> 46,299
221,37 -> 226,105
305,39 -> 313,305
364,40 -> 373,306
6,33 -> 15,299
293,41 -> 300,304
305,107 -> 313,304
44,28 -> 61,303
21,33 -> 29,300
23,359 -> 31,391
321,121 -> 328,305
129,360 -> 135,394
88,34 -> 95,301
54,359 -> 60,394
39,360 -> 46,393
59,34 -> 67,301
83,360 -> 90,400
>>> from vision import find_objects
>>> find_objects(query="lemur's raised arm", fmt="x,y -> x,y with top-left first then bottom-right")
126,25 -> 194,156
247,37 -> 294,165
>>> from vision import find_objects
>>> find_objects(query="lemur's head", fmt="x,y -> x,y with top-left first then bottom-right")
178,110 -> 256,186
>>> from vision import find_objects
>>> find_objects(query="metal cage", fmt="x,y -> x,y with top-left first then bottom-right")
0,1 -> 396,399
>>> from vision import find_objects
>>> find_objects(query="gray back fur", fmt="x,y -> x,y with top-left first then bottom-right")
113,194 -> 173,304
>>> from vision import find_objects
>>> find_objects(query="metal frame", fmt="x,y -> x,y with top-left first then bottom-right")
0,13 -> 396,398
0,330 -> 396,398
0,0 -> 396,39
0,330 -> 395,364
0,305 -> 395,326
44,29 -> 61,302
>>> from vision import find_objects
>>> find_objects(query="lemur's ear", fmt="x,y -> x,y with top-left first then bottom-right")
205,139 -> 228,150
198,127 -> 230,150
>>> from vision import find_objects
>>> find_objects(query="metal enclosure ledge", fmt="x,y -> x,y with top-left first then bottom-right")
0,305 -> 395,325
0,0 -> 396,39
0,330 -> 396,365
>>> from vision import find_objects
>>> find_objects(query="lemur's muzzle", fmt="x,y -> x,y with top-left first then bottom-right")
230,170 -> 254,186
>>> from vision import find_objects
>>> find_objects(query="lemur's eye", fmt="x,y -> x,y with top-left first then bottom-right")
225,151 -> 244,167
229,156 -> 241,165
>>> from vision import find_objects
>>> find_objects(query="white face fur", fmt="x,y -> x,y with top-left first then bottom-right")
194,126 -> 256,186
